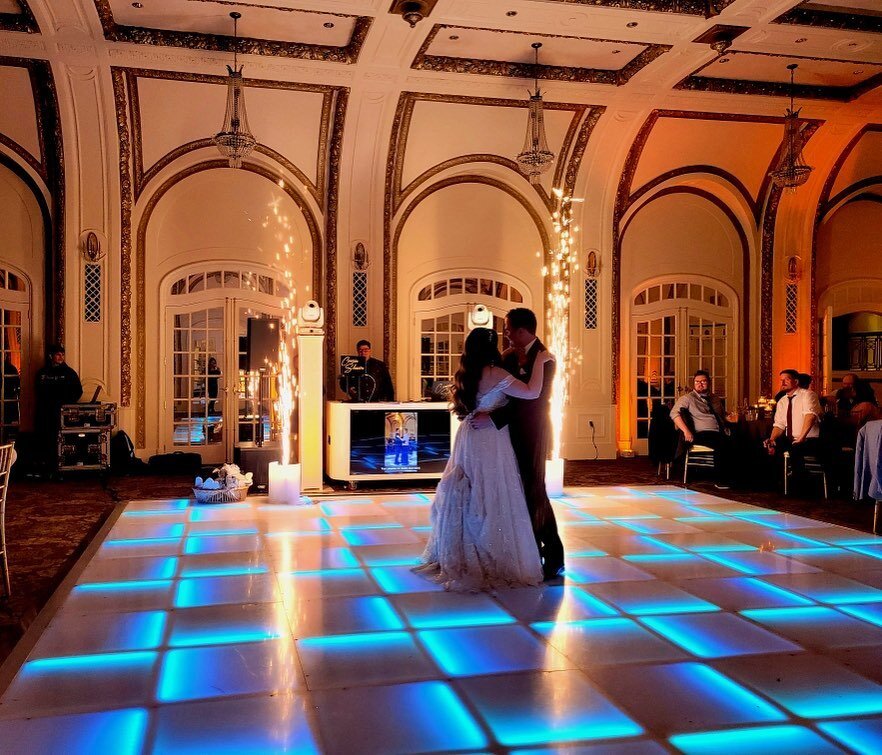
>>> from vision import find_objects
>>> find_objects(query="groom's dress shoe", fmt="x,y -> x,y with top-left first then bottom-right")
543,565 -> 564,582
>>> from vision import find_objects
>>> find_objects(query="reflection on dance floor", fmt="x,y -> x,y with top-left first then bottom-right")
2,486 -> 882,753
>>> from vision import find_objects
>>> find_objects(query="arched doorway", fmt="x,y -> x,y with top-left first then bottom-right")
631,277 -> 739,450
161,265 -> 289,463
0,267 -> 28,443
411,272 -> 531,399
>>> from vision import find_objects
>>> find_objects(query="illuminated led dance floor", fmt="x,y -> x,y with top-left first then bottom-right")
3,486 -> 882,753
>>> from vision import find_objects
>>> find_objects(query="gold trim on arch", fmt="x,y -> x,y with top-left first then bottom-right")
388,92 -> 598,215
384,175 -> 552,375
133,160 -> 324,446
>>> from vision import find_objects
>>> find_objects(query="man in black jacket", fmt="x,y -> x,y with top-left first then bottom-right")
340,340 -> 394,402
35,344 -> 82,473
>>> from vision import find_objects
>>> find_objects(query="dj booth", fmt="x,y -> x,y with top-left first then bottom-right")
326,401 -> 458,485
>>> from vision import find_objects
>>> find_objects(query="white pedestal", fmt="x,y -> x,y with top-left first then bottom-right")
268,461 -> 301,505
546,457 -> 564,497
297,329 -> 324,492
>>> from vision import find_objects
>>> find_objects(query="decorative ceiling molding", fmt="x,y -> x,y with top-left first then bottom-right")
120,67 -> 335,207
677,51 -> 882,102
0,0 -> 39,34
774,2 -> 882,35
532,0 -> 736,17
412,24 -> 671,84
92,0 -> 372,63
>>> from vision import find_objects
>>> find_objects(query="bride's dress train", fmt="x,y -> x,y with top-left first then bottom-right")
415,374 -> 543,591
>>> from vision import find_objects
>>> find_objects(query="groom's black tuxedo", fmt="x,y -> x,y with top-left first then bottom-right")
491,339 -> 564,578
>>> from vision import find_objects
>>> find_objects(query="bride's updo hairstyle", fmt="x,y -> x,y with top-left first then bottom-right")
452,327 -> 502,419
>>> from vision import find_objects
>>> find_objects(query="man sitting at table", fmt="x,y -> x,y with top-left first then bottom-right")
764,368 -> 822,468
671,370 -> 734,489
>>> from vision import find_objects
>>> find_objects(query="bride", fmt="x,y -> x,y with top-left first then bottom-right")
415,327 -> 554,591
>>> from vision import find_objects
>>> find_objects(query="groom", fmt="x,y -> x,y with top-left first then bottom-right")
474,307 -> 565,580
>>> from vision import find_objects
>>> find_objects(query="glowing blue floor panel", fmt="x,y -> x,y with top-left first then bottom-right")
4,485 -> 882,753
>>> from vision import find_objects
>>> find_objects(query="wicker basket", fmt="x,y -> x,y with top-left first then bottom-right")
192,483 -> 251,504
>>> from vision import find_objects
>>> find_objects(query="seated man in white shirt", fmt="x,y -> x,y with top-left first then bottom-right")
764,368 -> 822,468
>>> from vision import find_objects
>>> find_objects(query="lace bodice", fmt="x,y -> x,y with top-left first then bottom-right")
475,374 -> 515,413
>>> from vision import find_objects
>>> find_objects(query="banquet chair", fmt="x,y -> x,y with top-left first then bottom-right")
0,442 -> 13,599
783,450 -> 828,499
683,445 -> 715,485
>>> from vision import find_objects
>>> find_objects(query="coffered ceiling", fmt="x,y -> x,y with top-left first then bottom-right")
0,1 -> 878,110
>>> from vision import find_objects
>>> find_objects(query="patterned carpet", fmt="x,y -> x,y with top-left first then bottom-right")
0,458 -> 876,666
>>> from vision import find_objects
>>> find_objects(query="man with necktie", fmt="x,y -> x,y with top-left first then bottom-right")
764,369 -> 822,471
671,370 -> 734,489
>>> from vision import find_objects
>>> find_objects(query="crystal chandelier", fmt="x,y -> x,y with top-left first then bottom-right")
213,12 -> 256,169
769,63 -> 813,191
516,42 -> 555,185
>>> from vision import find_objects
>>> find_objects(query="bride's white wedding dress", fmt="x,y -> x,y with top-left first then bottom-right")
416,374 -> 543,591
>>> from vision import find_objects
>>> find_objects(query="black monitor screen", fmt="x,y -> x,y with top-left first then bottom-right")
350,409 -> 451,475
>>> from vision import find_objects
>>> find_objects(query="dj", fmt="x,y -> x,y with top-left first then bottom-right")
340,339 -> 394,402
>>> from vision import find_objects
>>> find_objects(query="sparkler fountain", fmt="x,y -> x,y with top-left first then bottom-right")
543,187 -> 579,496
267,196 -> 302,505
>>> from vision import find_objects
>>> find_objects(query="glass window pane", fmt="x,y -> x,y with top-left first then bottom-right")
634,291 -> 646,306
259,276 -> 274,294
224,271 -> 240,288
480,279 -> 493,296
647,287 -> 660,304
188,274 -> 205,293
690,284 -> 701,301
418,285 -> 431,301
495,282 -> 508,299
421,319 -> 434,333
464,278 -> 478,295
662,284 -> 675,299
676,283 -> 687,299
449,279 -> 463,295
433,281 -> 448,298
175,313 -> 190,329
450,312 -> 464,332
205,271 -> 223,290
510,287 -> 523,303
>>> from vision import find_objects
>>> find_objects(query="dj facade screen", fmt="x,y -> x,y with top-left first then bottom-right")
350,409 -> 451,475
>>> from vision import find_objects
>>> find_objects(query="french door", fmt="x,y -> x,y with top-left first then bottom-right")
633,306 -> 734,452
164,297 -> 282,463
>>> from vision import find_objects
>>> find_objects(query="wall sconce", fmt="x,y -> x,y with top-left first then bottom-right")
585,249 -> 601,278
352,242 -> 370,271
389,0 -> 438,28
786,255 -> 802,283
80,230 -> 105,262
